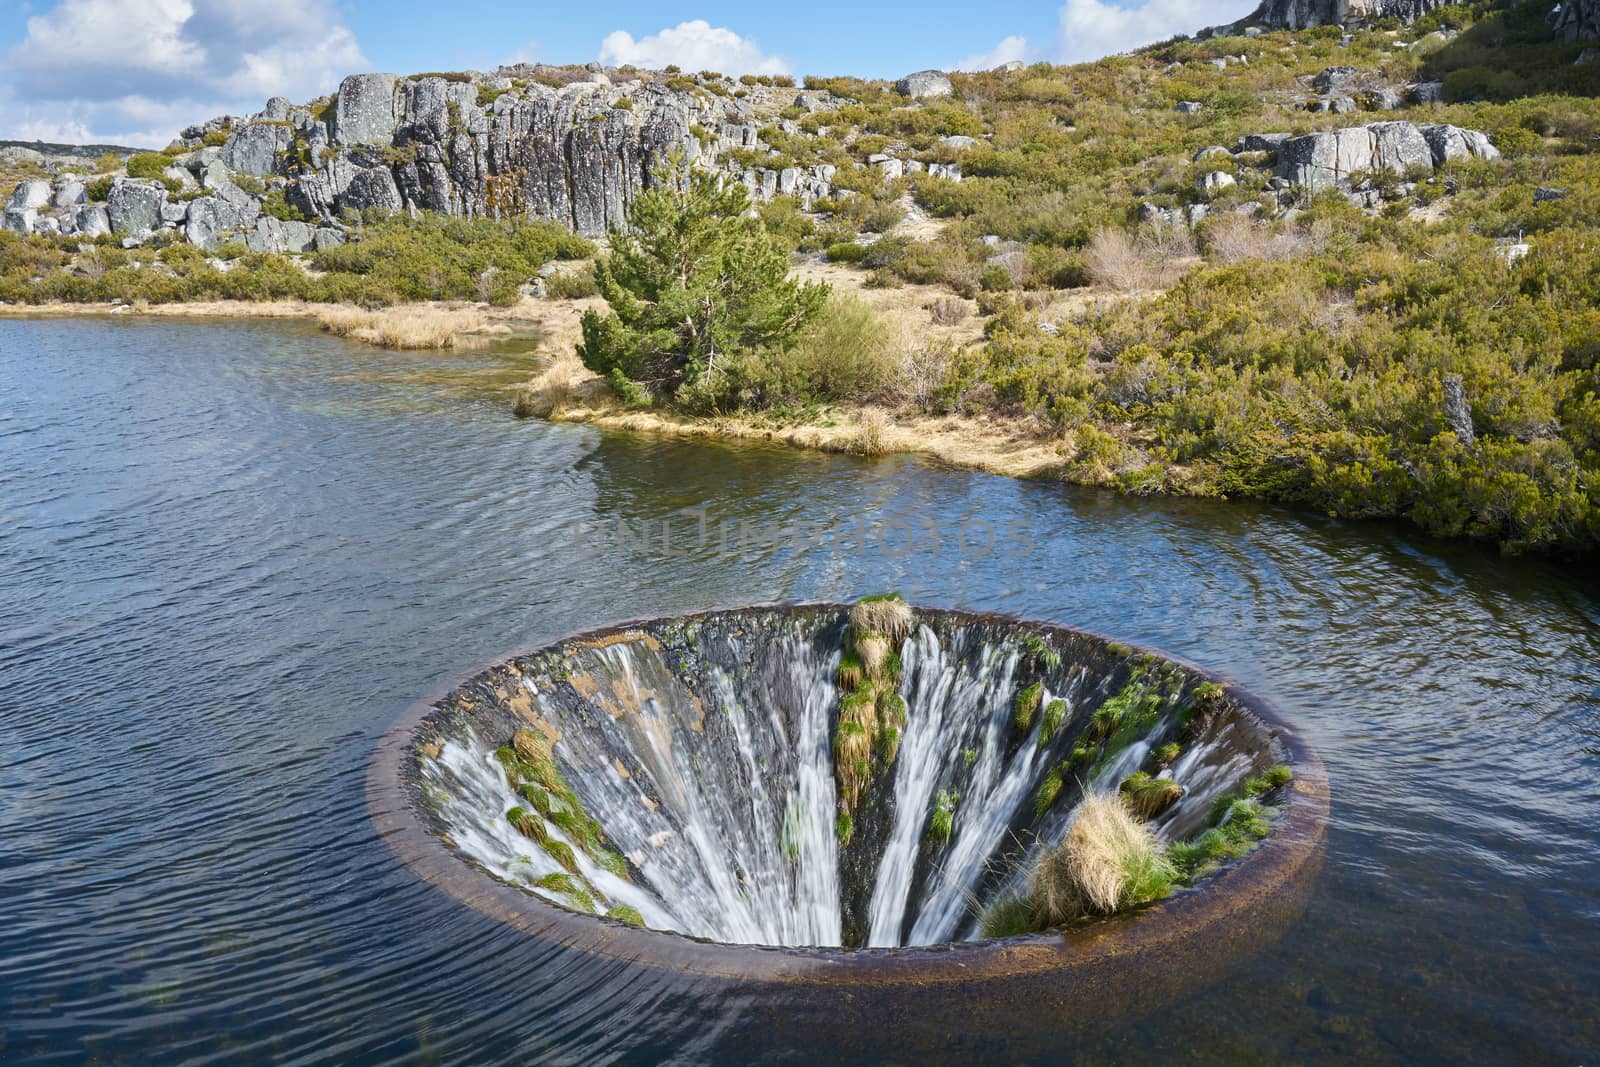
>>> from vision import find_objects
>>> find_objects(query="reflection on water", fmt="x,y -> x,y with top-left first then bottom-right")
1,316 -> 1597,1064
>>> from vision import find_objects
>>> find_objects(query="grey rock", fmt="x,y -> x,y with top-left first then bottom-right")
1276,121 -> 1489,191
997,60 -> 1025,72
1550,0 -> 1600,41
54,180 -> 87,208
1240,132 -> 1291,152
1185,204 -> 1209,225
1442,374 -> 1475,445
260,96 -> 293,122
1245,25 -> 1263,36
163,165 -> 198,191
1369,120 -> 1435,171
939,135 -> 977,150
1255,0 -> 1452,29
160,200 -> 190,224
184,197 -> 231,249
1411,81 -> 1444,103
35,216 -> 61,236
222,121 -> 293,175
894,70 -> 953,100
927,162 -> 961,181
1579,48 -> 1598,64
75,204 -> 111,237
1197,171 -> 1237,197
341,165 -> 403,213
1330,96 -> 1358,114
1534,187 -> 1567,202
1419,123 -> 1501,165
1194,145 -> 1233,161
201,159 -> 233,190
106,179 -> 167,234
9,179 -> 53,211
1139,201 -> 1177,224
1313,66 -> 1360,93
1367,87 -> 1403,110
1,207 -> 35,234
333,73 -> 401,145
1175,101 -> 1203,114
246,216 -> 316,253
313,226 -> 346,251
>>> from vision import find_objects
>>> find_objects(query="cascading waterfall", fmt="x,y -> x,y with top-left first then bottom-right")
410,606 -> 1288,949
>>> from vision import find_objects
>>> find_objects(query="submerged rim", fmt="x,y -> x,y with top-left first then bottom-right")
366,602 -> 1328,986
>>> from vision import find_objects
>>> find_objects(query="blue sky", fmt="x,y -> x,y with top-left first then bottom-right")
0,0 -> 1255,146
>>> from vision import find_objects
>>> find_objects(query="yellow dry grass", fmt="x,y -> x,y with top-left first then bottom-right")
850,599 -> 913,646
1034,793 -> 1166,919
315,304 -> 511,350
855,634 -> 890,677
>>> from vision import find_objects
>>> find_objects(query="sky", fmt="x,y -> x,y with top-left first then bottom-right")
0,0 -> 1256,147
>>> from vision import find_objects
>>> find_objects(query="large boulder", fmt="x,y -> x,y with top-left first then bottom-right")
106,179 -> 168,234
245,216 -> 316,253
894,70 -> 953,100
1420,124 -> 1501,165
1197,171 -> 1238,198
222,121 -> 294,175
184,196 -> 240,250
1,207 -> 35,234
340,165 -> 403,213
332,73 -> 401,145
54,180 -> 87,208
9,179 -> 52,211
1313,66 -> 1360,93
1368,120 -> 1434,172
1550,0 -> 1600,40
75,204 -> 111,237
1275,122 -> 1496,190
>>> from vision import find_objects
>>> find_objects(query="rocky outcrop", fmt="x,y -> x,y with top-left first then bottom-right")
1274,121 -> 1498,191
1551,0 -> 1600,40
1252,0 -> 1450,28
106,179 -> 167,235
2,66 -> 963,249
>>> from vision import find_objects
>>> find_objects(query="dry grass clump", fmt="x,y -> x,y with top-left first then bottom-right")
855,634 -> 890,678
512,353 -> 592,419
316,304 -> 502,350
1202,215 -> 1333,265
849,595 -> 913,646
1035,793 -> 1174,919
852,408 -> 890,457
1085,223 -> 1196,292
928,296 -> 969,326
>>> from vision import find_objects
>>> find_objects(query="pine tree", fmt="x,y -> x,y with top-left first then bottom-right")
577,155 -> 829,404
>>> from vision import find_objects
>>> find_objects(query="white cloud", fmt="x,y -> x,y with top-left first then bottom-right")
504,39 -> 540,66
955,35 -> 1031,72
598,20 -> 788,75
1056,0 -> 1256,64
2,0 -> 367,146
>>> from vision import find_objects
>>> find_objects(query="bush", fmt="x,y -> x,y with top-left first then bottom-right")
546,270 -> 599,299
579,156 -> 828,405
124,153 -> 169,180
826,241 -> 868,263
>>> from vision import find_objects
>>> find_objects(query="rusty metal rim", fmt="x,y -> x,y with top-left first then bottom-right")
366,602 -> 1329,986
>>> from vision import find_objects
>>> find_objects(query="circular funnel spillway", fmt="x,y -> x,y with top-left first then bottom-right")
371,604 -> 1325,990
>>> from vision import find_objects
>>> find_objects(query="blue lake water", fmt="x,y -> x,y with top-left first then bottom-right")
1,315 -> 1597,1063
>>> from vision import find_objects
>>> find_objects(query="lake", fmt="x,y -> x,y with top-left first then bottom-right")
1,315 -> 1596,1063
